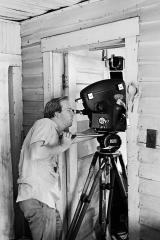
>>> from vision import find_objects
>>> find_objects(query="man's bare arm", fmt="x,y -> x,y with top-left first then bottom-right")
30,132 -> 73,160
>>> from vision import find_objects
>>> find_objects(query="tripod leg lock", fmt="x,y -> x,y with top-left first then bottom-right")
100,183 -> 113,190
80,194 -> 91,203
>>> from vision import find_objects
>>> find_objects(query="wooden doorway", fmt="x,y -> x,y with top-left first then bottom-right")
42,17 -> 140,240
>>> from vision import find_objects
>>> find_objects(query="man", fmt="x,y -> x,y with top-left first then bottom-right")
16,96 -> 75,240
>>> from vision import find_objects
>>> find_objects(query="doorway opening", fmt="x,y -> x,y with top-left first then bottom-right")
65,44 -> 128,240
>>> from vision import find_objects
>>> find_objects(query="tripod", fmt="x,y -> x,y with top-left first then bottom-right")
66,146 -> 128,240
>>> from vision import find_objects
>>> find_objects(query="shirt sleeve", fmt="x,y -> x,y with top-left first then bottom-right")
30,119 -> 58,146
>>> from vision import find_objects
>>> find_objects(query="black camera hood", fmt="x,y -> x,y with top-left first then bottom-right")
80,79 -> 126,132
80,79 -> 126,113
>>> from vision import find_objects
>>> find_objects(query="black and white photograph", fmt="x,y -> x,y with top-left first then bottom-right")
0,1 -> 159,240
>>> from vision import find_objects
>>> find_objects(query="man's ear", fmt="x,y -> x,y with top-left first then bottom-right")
54,111 -> 60,118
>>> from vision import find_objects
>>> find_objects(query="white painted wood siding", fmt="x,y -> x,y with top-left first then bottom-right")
138,6 -> 160,237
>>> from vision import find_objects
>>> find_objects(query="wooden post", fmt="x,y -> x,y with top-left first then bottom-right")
0,64 -> 14,239
125,36 -> 140,240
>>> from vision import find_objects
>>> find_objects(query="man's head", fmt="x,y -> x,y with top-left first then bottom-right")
44,96 -> 74,130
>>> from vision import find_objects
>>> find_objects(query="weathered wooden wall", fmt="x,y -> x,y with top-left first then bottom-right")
22,43 -> 43,136
138,5 -> 160,238
20,0 -> 160,239
0,19 -> 21,240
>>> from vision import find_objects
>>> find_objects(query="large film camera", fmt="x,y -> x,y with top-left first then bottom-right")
78,78 -> 126,151
80,78 -> 126,133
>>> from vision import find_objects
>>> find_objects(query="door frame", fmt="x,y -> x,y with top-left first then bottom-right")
0,53 -> 22,238
41,17 -> 140,240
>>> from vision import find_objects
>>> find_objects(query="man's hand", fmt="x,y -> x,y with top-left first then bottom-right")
60,131 -> 74,150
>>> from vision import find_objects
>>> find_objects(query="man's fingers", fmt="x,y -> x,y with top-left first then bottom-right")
63,131 -> 73,138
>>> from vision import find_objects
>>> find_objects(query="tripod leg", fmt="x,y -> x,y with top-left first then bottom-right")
111,155 -> 127,202
67,160 -> 106,240
66,152 -> 99,240
96,155 -> 117,240
105,158 -> 116,238
118,153 -> 128,190
99,156 -> 110,239
110,155 -> 128,237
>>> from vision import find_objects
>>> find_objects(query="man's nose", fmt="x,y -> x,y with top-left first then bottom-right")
71,109 -> 76,114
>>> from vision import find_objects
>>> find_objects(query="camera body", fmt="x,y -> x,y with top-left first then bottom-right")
80,79 -> 126,133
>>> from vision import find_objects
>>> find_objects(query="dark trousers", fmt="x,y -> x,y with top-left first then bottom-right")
19,199 -> 62,240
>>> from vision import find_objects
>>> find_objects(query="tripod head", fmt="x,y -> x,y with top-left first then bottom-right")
97,132 -> 122,153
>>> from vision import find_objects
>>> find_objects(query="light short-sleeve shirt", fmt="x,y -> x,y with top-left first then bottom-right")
16,118 -> 61,209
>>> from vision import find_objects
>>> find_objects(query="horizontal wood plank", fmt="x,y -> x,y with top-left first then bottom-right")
139,20 -> 160,42
23,88 -> 43,101
22,59 -> 42,75
140,193 -> 160,214
23,101 -> 44,113
139,63 -> 160,78
138,41 -> 160,61
139,146 -> 160,164
138,113 -> 160,129
138,97 -> 160,115
22,43 -> 41,61
139,76 -> 160,82
41,18 -> 139,52
22,74 -> 43,88
140,208 -> 160,231
140,2 -> 160,23
139,162 -> 160,182
140,224 -> 160,240
140,82 -> 160,97
139,178 -> 160,198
